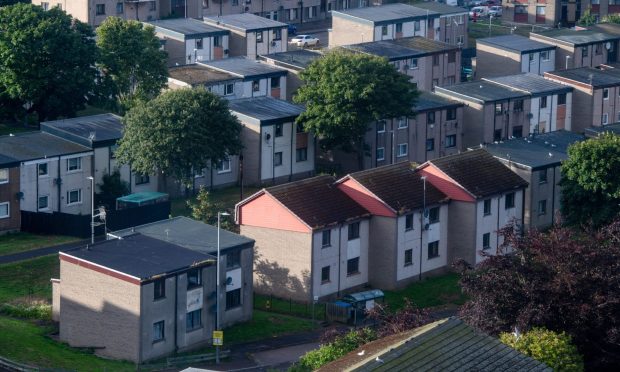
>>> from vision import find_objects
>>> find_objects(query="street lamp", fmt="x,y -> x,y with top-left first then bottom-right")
87,176 -> 106,245
215,211 -> 230,364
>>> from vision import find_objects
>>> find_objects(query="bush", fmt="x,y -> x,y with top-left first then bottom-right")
0,302 -> 52,321
295,328 -> 376,370
500,328 -> 584,372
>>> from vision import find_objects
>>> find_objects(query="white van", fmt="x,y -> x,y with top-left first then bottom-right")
469,6 -> 489,20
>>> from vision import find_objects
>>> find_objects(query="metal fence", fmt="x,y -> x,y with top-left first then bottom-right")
254,293 -> 327,321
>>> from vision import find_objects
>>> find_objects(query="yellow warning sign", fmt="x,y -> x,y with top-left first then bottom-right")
213,330 -> 224,346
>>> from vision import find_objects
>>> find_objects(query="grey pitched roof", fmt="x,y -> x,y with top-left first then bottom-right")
332,4 -> 438,26
531,28 -> 620,46
411,2 -> 468,15
0,132 -> 91,166
545,67 -> 620,88
199,57 -> 287,79
484,73 -> 573,96
416,91 -> 462,112
228,97 -> 304,126
168,64 -> 239,86
147,18 -> 228,40
113,216 -> 254,254
434,80 -> 528,104
348,318 -> 551,372
477,34 -> 555,54
343,37 -> 457,61
484,130 -> 585,170
259,50 -> 323,71
40,114 -> 122,148
65,234 -> 215,281
204,13 -> 287,32
585,122 -> 620,137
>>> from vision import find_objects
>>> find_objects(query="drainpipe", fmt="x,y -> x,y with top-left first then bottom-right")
496,194 -> 500,252
551,166 -> 556,226
310,233 -> 315,302
35,163 -> 39,213
290,121 -> 294,182
57,156 -> 61,213
337,226 -> 342,297
419,176 -> 426,281
174,274 -> 178,352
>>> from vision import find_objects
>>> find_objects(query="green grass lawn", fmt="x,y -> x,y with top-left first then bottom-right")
384,273 -> 467,311
171,185 -> 261,218
75,105 -> 111,117
255,294 -> 326,321
0,255 -> 59,304
0,232 -> 78,256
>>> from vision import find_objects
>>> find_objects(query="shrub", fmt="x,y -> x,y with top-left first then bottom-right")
0,301 -> 52,321
295,328 -> 376,370
500,328 -> 584,372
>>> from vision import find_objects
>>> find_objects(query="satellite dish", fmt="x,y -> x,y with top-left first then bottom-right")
606,42 -> 612,50
226,277 -> 233,285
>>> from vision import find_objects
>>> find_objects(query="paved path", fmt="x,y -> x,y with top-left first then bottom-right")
0,238 -> 100,265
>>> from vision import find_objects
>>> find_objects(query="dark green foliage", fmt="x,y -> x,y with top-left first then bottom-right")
187,187 -> 236,231
97,170 -> 129,210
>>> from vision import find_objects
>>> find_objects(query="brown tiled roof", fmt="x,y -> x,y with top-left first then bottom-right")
267,175 -> 370,229
429,149 -> 528,199
348,162 -> 448,214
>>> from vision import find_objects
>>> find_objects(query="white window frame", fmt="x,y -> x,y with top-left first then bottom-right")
38,163 -> 48,177
377,121 -> 386,133
66,157 -> 82,173
225,83 -> 234,96
376,147 -> 385,161
217,158 -> 231,174
0,168 -> 8,184
541,50 -> 550,61
604,88 -> 610,100
0,201 -> 9,219
397,143 -> 408,157
38,195 -> 49,211
397,117 -> 408,129
603,112 -> 609,125
66,189 -> 82,206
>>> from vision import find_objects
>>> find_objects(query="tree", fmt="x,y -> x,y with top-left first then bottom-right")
0,4 -> 97,121
366,299 -> 431,338
457,221 -> 620,369
116,88 -> 243,187
561,133 -> 620,226
97,170 -> 129,210
187,186 -> 236,231
96,17 -> 168,112
578,7 -> 597,26
500,328 -> 584,371
294,50 -> 418,169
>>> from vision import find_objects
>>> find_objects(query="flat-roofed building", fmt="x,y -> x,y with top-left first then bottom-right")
259,50 -> 323,100
476,35 -> 556,79
412,2 -> 469,48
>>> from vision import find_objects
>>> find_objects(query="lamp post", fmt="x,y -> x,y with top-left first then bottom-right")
419,176 -> 427,281
565,55 -> 571,70
87,177 -> 95,244
215,211 -> 230,364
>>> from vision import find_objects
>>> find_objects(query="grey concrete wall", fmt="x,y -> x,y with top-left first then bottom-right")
446,200 -> 476,265
368,216 -> 397,289
476,45 -> 521,80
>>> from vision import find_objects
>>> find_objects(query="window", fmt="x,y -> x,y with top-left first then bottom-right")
321,266 -> 330,283
404,249 -> 413,266
271,77 -> 280,89
186,309 -> 202,331
428,241 -> 439,259
482,233 -> 490,249
296,147 -> 308,162
414,21 -> 420,32
0,202 -> 8,219
397,143 -> 408,157
410,58 -> 418,69
445,134 -> 456,148
196,38 -> 203,50
38,196 -> 48,211
538,200 -> 547,215
529,53 -> 535,64
232,0 -> 238,5
217,158 -> 231,173
541,50 -> 549,61
398,117 -> 407,129
427,112 -> 436,124
447,108 -> 456,121
66,189 -> 81,205
135,173 -> 150,185
95,4 -> 105,15
214,36 -> 221,47
153,321 -> 164,342
603,113 -> 609,125
433,55 -> 439,66
187,268 -> 201,289
595,43 -> 602,55
514,100 -> 524,112
396,23 -> 403,33
536,5 -> 546,16
456,35 -> 464,45
273,29 -> 281,41
377,121 -> 386,133
226,250 -> 241,269
494,129 -> 503,142
274,152 -> 283,166
558,93 -> 567,105
322,230 -> 331,247
0,168 -> 7,184
347,257 -> 360,275
109,144 -> 118,159
226,288 -> 241,309
67,157 -> 81,172
381,26 -> 388,36
426,139 -> 434,151
154,279 -> 165,300
433,78 -> 439,87
428,207 -> 439,224
540,96 -> 548,109
252,80 -> 260,92
512,126 -> 523,138
116,2 -> 123,14
376,147 -> 385,161
505,192 -> 515,209
539,169 -> 548,184
495,103 -> 503,115
448,51 -> 456,63
348,221 -> 360,240
483,199 -> 491,215
405,214 -> 413,231
41,2 -> 49,10
225,83 -> 234,96
275,124 -> 283,137
604,88 -> 610,100
256,31 -> 263,43
582,46 -> 588,58
150,1 -> 156,10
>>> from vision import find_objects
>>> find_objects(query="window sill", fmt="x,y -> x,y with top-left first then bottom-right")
226,304 -> 242,311
152,338 -> 165,344
187,284 -> 202,291
347,271 -> 360,277
66,202 -> 82,206
398,126 -> 408,130
66,170 -> 83,174
396,154 -> 408,158
405,228 -> 413,232
321,245 -> 331,249
321,280 -> 331,285
154,297 -> 166,302
135,183 -> 150,186
404,262 -> 413,267
217,170 -> 232,175
428,255 -> 440,260
376,158 -> 385,162
0,216 -> 9,219
186,326 -> 203,334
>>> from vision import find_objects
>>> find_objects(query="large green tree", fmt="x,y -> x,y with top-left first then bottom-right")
0,4 -> 97,121
116,88 -> 243,187
96,17 -> 168,112
294,50 -> 418,168
561,133 -> 620,227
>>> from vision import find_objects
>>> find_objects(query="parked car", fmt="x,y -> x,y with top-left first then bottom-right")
488,5 -> 502,17
291,34 -> 320,47
288,24 -> 297,36
469,6 -> 489,20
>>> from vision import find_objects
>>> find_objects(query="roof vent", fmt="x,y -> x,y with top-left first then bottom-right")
88,131 -> 96,140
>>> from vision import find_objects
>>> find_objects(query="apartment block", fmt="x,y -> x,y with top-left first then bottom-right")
202,0 -> 326,24
412,2 -> 469,48
148,18 -> 230,66
0,160 -> 20,234
343,37 -> 461,91
502,0 -> 561,26
204,13 -> 287,59
259,50 -> 323,100
476,35 -> 556,79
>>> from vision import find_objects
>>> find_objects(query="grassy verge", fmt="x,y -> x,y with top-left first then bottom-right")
0,255 -> 59,304
0,232 -> 78,257
255,294 -> 326,321
384,272 -> 467,311
171,185 -> 261,218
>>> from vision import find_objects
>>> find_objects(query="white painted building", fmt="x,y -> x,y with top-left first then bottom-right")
476,35 -> 556,79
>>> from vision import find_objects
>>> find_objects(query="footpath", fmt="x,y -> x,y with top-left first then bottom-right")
0,238 -> 98,265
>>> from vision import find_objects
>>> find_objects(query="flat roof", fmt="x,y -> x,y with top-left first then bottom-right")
484,73 -> 573,96
228,97 -> 304,126
531,28 -> 620,46
64,234 -> 215,281
484,130 -> 585,170
416,91 -> 463,112
168,64 -> 239,86
411,2 -> 468,15
204,13 -> 287,32
477,34 -> 555,54
332,4 -> 438,26
435,80 -> 528,104
0,132 -> 92,167
40,113 -> 122,148
545,67 -> 620,88
585,122 -> 620,137
199,57 -> 287,79
147,18 -> 228,40
117,192 -> 168,204
114,216 -> 254,254
343,37 -> 457,60
259,50 -> 323,71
